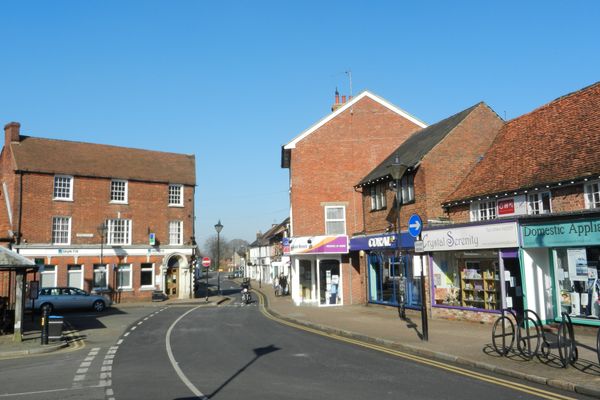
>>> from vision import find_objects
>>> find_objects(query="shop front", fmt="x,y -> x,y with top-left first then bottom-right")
350,232 -> 421,309
287,235 -> 348,306
423,221 -> 520,322
521,216 -> 600,326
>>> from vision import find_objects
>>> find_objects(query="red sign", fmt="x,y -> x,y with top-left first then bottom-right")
498,199 -> 515,215
201,257 -> 211,267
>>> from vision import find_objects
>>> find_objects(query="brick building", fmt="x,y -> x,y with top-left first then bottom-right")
423,81 -> 600,324
0,122 -> 196,303
281,90 -> 426,306
352,103 -> 503,316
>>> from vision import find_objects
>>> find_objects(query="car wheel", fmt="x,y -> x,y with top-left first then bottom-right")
93,300 -> 106,312
40,303 -> 53,314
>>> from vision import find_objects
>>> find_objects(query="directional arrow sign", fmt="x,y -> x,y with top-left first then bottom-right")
408,214 -> 422,238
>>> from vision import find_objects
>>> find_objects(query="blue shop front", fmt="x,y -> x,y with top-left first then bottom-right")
350,232 -> 421,309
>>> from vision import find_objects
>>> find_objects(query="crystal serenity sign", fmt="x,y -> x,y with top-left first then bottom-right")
422,222 -> 519,251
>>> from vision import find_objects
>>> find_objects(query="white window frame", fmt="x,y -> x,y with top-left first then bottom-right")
93,264 -> 109,291
584,181 -> 600,209
168,184 -> 184,207
169,220 -> 183,245
478,201 -> 497,221
110,179 -> 128,204
325,205 -> 346,235
52,216 -> 71,245
67,264 -> 84,289
53,175 -> 73,201
527,191 -> 552,215
107,219 -> 132,245
116,264 -> 132,290
40,265 -> 57,288
140,263 -> 155,289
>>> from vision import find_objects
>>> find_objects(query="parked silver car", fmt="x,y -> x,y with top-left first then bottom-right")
30,287 -> 111,313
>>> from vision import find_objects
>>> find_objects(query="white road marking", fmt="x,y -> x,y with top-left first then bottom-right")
165,306 -> 208,399
76,368 -> 88,374
0,385 -> 106,397
124,332 -> 130,337
117,339 -> 124,345
80,361 -> 91,367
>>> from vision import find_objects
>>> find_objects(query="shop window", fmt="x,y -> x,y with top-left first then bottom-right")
319,260 -> 340,305
140,263 -> 154,288
117,264 -> 132,289
93,264 -> 108,290
40,265 -> 57,288
370,183 -> 387,211
67,264 -> 83,289
325,206 -> 346,235
432,252 -> 500,310
556,247 -> 600,318
527,192 -> 551,215
584,182 -> 600,209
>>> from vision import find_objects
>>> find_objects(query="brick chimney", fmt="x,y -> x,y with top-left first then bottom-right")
331,89 -> 351,112
4,122 -> 21,149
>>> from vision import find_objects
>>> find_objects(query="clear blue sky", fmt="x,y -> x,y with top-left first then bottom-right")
1,1 -> 599,249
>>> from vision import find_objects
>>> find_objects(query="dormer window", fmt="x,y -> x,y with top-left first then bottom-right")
53,175 -> 73,201
370,183 -> 387,211
470,200 -> 497,221
400,174 -> 414,204
584,182 -> 600,209
110,179 -> 128,203
527,192 -> 551,215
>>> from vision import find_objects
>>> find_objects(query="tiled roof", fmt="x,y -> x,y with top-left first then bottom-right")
10,136 -> 196,185
446,82 -> 600,203
356,102 -> 484,187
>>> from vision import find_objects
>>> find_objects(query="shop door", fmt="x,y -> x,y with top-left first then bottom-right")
166,267 -> 178,296
299,260 -> 313,301
319,260 -> 341,305
503,258 -> 524,315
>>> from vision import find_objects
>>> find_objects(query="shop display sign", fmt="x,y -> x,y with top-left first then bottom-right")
567,248 -> 588,282
521,218 -> 600,247
289,235 -> 349,254
422,222 -> 518,251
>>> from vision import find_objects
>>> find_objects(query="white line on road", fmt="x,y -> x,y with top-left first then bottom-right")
165,306 -> 208,400
0,385 -> 107,397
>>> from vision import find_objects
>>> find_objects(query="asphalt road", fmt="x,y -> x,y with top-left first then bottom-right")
0,278 -> 594,400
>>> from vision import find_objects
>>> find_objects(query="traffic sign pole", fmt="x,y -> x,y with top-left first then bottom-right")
408,214 -> 427,342
202,257 -> 211,301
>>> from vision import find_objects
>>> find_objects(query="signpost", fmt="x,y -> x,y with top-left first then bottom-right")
408,213 -> 428,341
202,257 -> 211,301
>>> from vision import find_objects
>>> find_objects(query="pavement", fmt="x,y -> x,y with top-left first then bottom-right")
2,284 -> 600,398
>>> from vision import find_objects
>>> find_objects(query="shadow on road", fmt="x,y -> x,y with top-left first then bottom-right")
207,344 -> 280,399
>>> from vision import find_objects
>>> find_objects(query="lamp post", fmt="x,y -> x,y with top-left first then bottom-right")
97,222 -> 107,268
214,220 -> 223,295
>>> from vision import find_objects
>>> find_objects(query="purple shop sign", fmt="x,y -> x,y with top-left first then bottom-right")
289,235 -> 349,255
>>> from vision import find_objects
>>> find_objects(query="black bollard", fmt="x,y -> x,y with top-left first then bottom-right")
40,307 -> 49,345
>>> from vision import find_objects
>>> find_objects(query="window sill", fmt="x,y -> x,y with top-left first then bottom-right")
140,287 -> 156,291
116,288 -> 133,292
109,201 -> 129,205
53,198 -> 73,202
168,204 -> 184,208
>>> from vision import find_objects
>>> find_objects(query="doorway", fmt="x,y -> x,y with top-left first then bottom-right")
503,258 -> 524,316
299,259 -> 313,302
319,259 -> 341,305
166,256 -> 181,296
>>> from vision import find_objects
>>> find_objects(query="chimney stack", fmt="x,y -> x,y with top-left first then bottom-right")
331,88 -> 349,112
4,122 -> 21,148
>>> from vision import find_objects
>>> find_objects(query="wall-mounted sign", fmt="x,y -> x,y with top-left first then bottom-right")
521,218 -> 600,248
497,199 -> 515,215
289,235 -> 348,255
422,222 -> 518,251
149,233 -> 156,246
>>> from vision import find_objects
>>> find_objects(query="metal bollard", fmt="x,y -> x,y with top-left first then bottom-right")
40,307 -> 49,345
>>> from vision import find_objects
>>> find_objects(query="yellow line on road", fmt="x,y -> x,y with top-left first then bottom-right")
256,293 -> 576,400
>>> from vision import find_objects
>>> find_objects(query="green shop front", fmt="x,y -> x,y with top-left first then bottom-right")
521,215 -> 600,326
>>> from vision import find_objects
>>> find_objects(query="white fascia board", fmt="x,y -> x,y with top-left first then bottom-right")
283,90 -> 427,150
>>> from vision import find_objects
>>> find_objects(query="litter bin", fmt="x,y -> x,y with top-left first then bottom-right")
47,316 -> 64,340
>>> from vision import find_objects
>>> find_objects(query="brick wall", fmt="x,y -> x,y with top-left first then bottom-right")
289,96 -> 423,237
18,172 -> 194,246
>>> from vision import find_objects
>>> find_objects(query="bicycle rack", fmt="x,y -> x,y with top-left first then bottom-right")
556,312 -> 578,368
492,308 -> 543,360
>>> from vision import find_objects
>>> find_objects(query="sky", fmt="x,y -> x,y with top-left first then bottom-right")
1,1 -> 599,250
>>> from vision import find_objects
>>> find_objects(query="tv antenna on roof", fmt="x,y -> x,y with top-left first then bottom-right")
345,70 -> 353,97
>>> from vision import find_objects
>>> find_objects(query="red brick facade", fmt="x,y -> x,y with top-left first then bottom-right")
0,123 -> 196,303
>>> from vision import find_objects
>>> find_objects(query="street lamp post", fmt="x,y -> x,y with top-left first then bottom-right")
215,220 -> 223,296
97,222 -> 107,267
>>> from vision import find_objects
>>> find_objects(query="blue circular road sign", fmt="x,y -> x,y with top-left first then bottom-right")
408,214 -> 422,238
